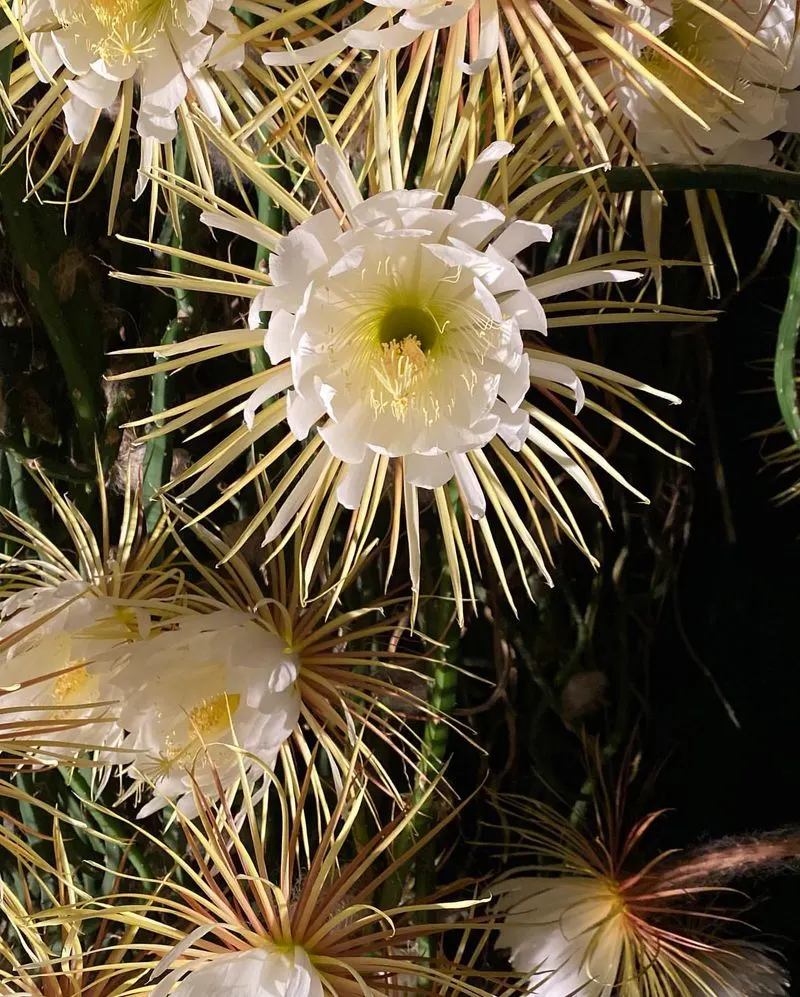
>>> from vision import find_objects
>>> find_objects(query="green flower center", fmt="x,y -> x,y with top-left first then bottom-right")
378,304 -> 440,354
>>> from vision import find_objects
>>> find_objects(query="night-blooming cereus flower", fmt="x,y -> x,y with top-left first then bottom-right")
613,0 -> 800,165
0,470 -> 180,765
492,789 -> 791,997
116,609 -> 300,817
167,946 -> 323,997
109,513 -> 445,815
495,877 -> 788,997
0,0 -> 247,225
118,134 -> 684,621
213,143 -> 674,615
72,764 -> 488,997
260,0 -> 498,75
0,579 -> 144,758
494,875 -> 627,997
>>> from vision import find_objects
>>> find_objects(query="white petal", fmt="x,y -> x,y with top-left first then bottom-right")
261,31 -> 347,66
319,407 -> 370,463
171,26 -> 215,76
243,366 -> 293,429
315,143 -> 363,213
189,71 -> 221,124
140,36 -> 187,114
136,108 -> 178,142
400,3 -> 468,30
449,196 -> 506,246
503,288 -> 547,333
496,402 -> 529,452
530,269 -> 641,299
66,70 -> 120,110
459,140 -> 514,199
403,472 -> 421,595
286,390 -> 326,440
337,459 -> 372,509
201,210 -> 268,244
63,95 -> 97,144
136,136 -> 158,198
530,359 -> 585,413
346,20 -> 422,49
263,310 -> 294,360
404,452 -> 454,489
451,452 -> 486,519
491,220 -> 553,259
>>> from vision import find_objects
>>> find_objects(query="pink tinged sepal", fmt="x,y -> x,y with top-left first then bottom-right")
460,0 -> 499,75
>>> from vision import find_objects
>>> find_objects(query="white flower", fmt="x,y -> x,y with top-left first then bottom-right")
116,609 -> 300,816
261,0 -> 497,75
494,876 -> 789,997
19,0 -> 244,180
160,945 -> 324,997
614,0 -> 800,164
0,578 -> 146,755
494,875 -> 625,997
204,141 -> 643,603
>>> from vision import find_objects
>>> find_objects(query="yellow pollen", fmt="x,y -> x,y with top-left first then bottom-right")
162,692 -> 241,767
188,692 -> 241,736
65,0 -> 175,61
371,337 -> 438,423
52,665 -> 90,703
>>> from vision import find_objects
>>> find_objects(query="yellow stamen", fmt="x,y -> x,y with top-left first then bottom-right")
52,664 -> 90,703
160,692 -> 242,772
